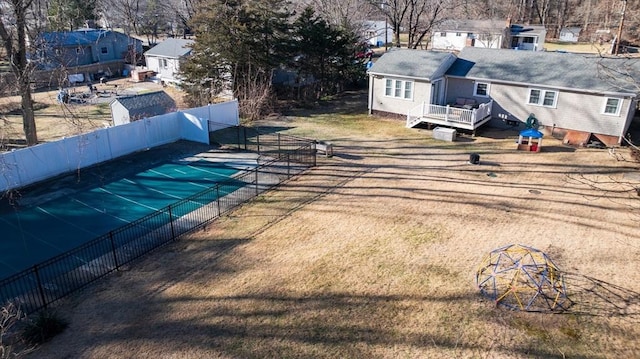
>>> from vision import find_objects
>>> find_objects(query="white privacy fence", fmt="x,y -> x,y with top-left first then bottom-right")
0,100 -> 239,192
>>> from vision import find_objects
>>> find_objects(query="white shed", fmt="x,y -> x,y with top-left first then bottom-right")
559,27 -> 581,43
110,91 -> 176,125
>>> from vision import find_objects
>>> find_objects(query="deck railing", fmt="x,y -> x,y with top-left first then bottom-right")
406,100 -> 493,128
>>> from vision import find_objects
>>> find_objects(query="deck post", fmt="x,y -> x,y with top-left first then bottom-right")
472,109 -> 477,124
422,101 -> 426,117
445,105 -> 450,122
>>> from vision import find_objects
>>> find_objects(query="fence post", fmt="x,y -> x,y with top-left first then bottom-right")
33,265 -> 48,310
168,205 -> 176,240
257,132 -> 261,154
243,127 -> 248,151
216,184 -> 221,216
277,133 -> 281,159
312,143 -> 317,167
236,125 -> 241,150
255,167 -> 259,195
109,231 -> 120,270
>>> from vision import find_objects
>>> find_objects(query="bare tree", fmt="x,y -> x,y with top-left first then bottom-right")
405,0 -> 453,49
101,0 -> 142,34
0,0 -> 40,146
0,302 -> 33,358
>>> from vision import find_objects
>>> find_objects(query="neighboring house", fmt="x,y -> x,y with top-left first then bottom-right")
431,19 -> 509,51
431,19 -> 545,52
362,20 -> 393,47
34,29 -> 143,71
510,24 -> 546,51
559,27 -> 581,43
110,91 -> 176,126
144,38 -> 194,85
368,47 -> 640,145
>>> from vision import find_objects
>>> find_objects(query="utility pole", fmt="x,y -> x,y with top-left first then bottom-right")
615,0 -> 628,55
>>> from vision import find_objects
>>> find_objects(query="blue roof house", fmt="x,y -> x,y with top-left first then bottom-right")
368,47 -> 640,146
35,29 -> 143,71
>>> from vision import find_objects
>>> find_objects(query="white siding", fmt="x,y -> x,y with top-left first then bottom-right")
110,101 -> 130,125
145,56 -> 183,83
431,32 -> 468,51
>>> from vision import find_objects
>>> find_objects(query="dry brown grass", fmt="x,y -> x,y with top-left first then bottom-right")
0,79 -> 179,147
23,92 -> 640,358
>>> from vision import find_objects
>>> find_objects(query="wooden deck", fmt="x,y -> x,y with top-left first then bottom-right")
406,100 -> 493,135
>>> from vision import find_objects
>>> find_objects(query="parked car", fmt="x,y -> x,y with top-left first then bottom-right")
355,48 -> 374,59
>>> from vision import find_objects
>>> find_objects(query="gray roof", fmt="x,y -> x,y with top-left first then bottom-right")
144,38 -> 194,58
113,91 -> 176,116
448,47 -> 640,95
435,19 -> 507,33
368,49 -> 453,80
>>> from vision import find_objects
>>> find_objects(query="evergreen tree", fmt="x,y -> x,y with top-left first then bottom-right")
185,0 -> 292,117
290,7 -> 365,98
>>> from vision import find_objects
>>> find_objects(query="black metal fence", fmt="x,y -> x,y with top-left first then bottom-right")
0,131 -> 316,314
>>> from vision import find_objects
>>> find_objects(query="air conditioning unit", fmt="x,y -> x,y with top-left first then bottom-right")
433,127 -> 457,142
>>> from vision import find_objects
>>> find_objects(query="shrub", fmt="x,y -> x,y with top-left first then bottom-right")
21,310 -> 67,345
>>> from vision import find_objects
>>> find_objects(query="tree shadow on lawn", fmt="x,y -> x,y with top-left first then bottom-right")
282,89 -> 369,117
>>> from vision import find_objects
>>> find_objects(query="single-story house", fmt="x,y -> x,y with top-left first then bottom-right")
362,20 -> 393,47
34,29 -> 143,71
368,47 -> 640,145
110,91 -> 176,125
431,19 -> 510,51
559,27 -> 581,43
144,38 -> 194,85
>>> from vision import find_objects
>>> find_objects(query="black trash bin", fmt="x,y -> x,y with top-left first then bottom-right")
469,153 -> 480,165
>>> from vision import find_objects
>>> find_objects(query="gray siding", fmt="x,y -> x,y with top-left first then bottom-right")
448,77 -> 631,137
369,76 -> 432,115
445,77 -> 492,105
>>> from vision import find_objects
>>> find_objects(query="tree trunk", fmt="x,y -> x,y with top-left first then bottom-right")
20,83 -> 38,146
0,0 -> 39,146
16,2 -> 38,146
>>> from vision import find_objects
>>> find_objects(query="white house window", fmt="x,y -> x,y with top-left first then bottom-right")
404,81 -> 412,98
474,82 -> 490,97
456,32 -> 462,36
384,78 -> 413,100
603,97 -> 621,115
394,80 -> 402,97
101,47 -> 108,54
161,59 -> 168,68
528,88 -> 557,108
440,32 -> 446,37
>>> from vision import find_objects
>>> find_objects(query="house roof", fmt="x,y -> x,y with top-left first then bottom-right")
39,29 -> 134,47
111,91 -> 176,116
435,19 -> 507,34
561,27 -> 582,34
448,47 -> 640,95
144,38 -> 194,58
510,24 -> 546,37
368,49 -> 453,80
